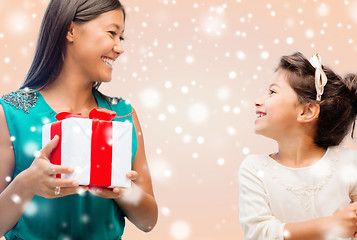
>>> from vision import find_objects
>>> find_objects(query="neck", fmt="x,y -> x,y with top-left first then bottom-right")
273,134 -> 327,168
40,64 -> 98,115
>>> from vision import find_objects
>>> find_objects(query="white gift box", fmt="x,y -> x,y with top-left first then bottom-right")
42,117 -> 132,188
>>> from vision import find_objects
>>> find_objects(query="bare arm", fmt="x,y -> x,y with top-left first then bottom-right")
0,103 -> 33,235
114,107 -> 158,232
0,104 -> 83,236
88,107 -> 158,232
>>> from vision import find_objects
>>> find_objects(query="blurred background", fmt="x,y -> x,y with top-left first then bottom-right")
1,0 -> 357,239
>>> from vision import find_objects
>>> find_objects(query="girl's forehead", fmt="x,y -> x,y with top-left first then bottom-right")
273,70 -> 292,85
89,9 -> 125,28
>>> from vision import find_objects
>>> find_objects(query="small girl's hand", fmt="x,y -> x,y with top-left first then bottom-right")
88,171 -> 138,199
329,202 -> 357,238
20,135 -> 86,198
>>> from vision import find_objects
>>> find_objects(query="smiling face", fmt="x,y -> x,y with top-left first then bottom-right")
65,9 -> 125,83
254,70 -> 303,140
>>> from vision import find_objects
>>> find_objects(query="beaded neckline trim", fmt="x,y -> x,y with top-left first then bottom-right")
1,89 -> 38,114
1,90 -> 124,113
261,148 -> 338,211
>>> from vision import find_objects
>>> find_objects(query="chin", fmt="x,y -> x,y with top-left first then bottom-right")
254,125 -> 263,134
98,75 -> 112,83
101,78 -> 112,83
254,129 -> 263,135
254,128 -> 268,137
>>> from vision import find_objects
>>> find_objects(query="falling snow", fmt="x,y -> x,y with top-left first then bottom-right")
170,220 -> 191,239
11,194 -> 21,204
317,3 -> 330,17
187,103 -> 209,124
24,201 -> 38,217
217,158 -> 225,166
1,1 -> 357,240
161,206 -> 171,216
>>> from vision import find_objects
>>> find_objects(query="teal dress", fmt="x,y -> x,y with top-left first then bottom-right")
0,89 -> 137,240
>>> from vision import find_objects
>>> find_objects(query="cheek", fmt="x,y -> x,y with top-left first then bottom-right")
267,101 -> 295,121
92,35 -> 106,47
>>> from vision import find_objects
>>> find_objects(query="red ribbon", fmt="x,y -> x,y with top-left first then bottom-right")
50,107 -> 131,187
55,107 -> 117,121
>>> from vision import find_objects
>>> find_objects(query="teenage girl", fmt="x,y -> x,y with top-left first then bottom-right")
0,0 -> 158,239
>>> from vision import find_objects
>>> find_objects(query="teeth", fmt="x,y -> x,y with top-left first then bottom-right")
101,57 -> 114,67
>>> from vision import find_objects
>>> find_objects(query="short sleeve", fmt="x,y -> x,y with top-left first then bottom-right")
239,155 -> 285,240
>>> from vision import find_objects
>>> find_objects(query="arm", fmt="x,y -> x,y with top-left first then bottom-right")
0,103 -> 30,235
0,104 -> 83,236
89,107 -> 158,232
285,149 -> 357,240
239,157 -> 357,240
285,204 -> 357,240
114,107 -> 158,232
239,157 -> 286,240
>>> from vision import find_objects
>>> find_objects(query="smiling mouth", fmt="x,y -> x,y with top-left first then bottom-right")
256,112 -> 266,119
101,56 -> 114,68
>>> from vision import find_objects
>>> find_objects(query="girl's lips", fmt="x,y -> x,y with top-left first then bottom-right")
256,111 -> 266,119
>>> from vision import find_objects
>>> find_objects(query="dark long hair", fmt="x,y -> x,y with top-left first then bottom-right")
20,0 -> 125,94
277,52 -> 357,148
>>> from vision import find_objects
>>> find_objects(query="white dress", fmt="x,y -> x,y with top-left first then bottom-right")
239,147 -> 357,240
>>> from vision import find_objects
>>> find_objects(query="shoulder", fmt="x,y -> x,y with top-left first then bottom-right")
334,146 -> 357,163
326,146 -> 357,175
110,97 -> 133,116
0,101 -> 12,149
239,154 -> 268,176
330,146 -> 357,159
239,154 -> 271,191
97,92 -> 133,116
338,146 -> 357,155
0,88 -> 39,114
0,103 -> 6,124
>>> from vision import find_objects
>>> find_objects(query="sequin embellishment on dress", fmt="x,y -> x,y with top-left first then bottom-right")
1,89 -> 38,114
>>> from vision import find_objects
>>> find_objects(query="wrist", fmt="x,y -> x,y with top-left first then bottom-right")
317,216 -> 334,236
14,170 -> 36,199
115,182 -> 141,204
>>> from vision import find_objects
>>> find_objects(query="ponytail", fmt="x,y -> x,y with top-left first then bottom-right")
277,52 -> 357,148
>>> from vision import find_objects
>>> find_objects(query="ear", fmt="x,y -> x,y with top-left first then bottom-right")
66,22 -> 76,43
297,103 -> 320,123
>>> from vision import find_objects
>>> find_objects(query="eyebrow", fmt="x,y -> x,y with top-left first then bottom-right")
108,24 -> 125,33
269,83 -> 280,88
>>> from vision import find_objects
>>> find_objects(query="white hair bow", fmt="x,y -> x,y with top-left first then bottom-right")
309,53 -> 328,101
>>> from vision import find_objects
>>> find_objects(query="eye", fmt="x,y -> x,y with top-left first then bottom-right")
269,89 -> 276,96
109,31 -> 118,37
120,36 -> 125,41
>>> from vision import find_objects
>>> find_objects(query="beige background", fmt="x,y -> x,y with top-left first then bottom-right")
1,0 -> 357,239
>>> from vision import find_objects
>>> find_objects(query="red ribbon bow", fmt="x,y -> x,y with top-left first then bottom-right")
55,107 -> 117,121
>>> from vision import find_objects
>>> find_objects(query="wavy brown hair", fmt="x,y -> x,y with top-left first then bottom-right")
277,52 -> 357,148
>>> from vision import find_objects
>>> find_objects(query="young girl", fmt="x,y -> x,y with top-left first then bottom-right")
239,52 -> 357,240
0,0 -> 158,239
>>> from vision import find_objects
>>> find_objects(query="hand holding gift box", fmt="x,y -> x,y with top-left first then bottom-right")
42,108 -> 133,188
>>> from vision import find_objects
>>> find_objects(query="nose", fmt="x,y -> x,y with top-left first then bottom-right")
113,40 -> 124,55
255,96 -> 264,107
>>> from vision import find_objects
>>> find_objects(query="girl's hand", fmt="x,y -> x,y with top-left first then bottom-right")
20,135 -> 87,198
88,171 -> 138,199
329,202 -> 357,238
